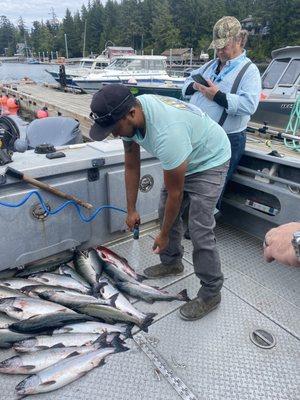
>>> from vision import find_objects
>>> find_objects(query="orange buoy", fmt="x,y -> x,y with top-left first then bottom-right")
36,108 -> 48,119
7,98 -> 19,109
0,95 -> 8,105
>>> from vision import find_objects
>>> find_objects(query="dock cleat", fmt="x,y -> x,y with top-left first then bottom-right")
143,260 -> 184,278
179,293 -> 221,321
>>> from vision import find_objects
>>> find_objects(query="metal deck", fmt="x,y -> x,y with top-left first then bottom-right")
0,223 -> 299,399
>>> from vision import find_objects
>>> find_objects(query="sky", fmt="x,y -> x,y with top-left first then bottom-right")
0,0 -> 93,27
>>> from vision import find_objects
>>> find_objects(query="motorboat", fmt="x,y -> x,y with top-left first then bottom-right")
46,55 -> 110,87
73,55 -> 185,93
27,58 -> 40,64
124,81 -> 183,99
251,46 -> 300,131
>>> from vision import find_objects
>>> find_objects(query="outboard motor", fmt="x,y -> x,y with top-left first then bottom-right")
25,117 -> 83,149
0,115 -> 26,163
0,115 -> 83,153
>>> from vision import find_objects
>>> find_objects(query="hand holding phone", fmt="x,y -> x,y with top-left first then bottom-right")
192,73 -> 209,87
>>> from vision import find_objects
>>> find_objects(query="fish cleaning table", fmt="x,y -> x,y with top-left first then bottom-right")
0,222 -> 298,399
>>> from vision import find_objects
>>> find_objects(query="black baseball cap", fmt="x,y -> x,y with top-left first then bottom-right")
89,84 -> 136,141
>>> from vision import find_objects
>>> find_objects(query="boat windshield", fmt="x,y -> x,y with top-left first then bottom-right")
105,58 -> 166,71
278,59 -> 300,86
80,60 -> 94,68
262,58 -> 290,89
94,62 -> 109,69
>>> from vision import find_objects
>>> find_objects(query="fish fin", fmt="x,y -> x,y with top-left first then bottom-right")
120,256 -> 129,264
136,273 -> 147,282
95,359 -> 105,368
91,282 -> 103,298
111,336 -> 129,353
37,345 -> 50,350
109,293 -> 119,308
144,298 -> 155,304
65,351 -> 80,358
124,323 -> 134,339
93,332 -> 108,348
3,282 -> 10,287
23,365 -> 36,371
52,343 -> 65,348
12,307 -> 23,313
178,289 -> 190,302
140,313 -> 157,332
41,380 -> 56,386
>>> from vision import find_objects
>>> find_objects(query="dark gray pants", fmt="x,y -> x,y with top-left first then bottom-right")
159,161 -> 229,300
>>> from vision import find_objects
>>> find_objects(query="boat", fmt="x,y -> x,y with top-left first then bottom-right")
0,127 -> 298,400
0,80 -> 298,400
73,55 -> 185,94
119,81 -> 184,99
251,46 -> 300,131
46,55 -> 110,88
27,58 -> 40,64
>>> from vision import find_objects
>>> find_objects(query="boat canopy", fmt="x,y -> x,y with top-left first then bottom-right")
105,56 -> 167,72
262,46 -> 300,90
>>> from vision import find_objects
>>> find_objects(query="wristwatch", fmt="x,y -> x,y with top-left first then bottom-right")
292,231 -> 300,260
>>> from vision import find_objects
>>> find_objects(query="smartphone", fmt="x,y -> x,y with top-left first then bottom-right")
192,73 -> 209,87
46,152 -> 66,159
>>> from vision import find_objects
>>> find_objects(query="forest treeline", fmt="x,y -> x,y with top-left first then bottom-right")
0,0 -> 299,61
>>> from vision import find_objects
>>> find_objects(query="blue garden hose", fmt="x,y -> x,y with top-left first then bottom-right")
0,190 -> 126,223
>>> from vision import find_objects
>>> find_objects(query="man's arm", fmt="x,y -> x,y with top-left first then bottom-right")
123,140 -> 141,229
263,222 -> 300,267
153,161 -> 187,253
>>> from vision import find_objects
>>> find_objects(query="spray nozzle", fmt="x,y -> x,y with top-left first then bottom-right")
133,223 -> 140,240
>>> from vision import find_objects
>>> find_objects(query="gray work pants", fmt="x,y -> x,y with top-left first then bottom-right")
159,161 -> 229,300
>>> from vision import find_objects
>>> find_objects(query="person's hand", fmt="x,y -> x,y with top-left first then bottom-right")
263,222 -> 300,267
152,232 -> 169,254
193,79 -> 219,100
126,211 -> 140,231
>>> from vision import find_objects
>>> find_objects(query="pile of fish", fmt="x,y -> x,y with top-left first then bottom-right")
0,245 -> 189,397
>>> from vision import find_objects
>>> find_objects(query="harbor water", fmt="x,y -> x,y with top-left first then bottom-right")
0,63 -> 58,84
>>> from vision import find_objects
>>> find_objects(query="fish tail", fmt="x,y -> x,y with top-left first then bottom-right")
178,289 -> 190,302
111,336 -> 129,353
124,323 -> 134,339
93,331 -> 109,348
92,281 -> 108,298
140,313 -> 157,332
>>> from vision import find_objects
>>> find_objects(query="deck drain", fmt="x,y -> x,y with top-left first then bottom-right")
250,329 -> 276,349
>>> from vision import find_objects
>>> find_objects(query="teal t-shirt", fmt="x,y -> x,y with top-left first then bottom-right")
124,95 -> 231,174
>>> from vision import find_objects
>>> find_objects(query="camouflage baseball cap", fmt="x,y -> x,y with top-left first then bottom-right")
208,16 -> 241,50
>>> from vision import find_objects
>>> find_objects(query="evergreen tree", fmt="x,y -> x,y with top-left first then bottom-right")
150,0 -> 181,53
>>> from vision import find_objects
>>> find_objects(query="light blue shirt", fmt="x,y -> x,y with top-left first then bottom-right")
123,95 -> 231,175
182,51 -> 261,134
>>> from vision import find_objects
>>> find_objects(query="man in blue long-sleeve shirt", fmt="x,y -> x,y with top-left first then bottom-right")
182,16 -> 261,221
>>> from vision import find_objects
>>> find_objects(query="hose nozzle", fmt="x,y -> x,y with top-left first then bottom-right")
133,223 -> 140,240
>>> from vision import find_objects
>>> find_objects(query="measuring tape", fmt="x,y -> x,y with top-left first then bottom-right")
134,333 -> 199,400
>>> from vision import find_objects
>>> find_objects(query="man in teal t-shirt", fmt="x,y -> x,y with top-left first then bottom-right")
89,84 -> 231,321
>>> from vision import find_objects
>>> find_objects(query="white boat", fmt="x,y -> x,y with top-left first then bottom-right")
251,46 -> 300,131
46,55 -> 110,87
73,55 -> 185,93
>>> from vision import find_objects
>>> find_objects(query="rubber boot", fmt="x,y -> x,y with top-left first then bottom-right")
143,260 -> 184,278
179,293 -> 221,321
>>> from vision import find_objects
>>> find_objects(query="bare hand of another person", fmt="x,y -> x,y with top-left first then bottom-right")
152,233 -> 169,254
126,211 -> 140,231
193,79 -> 219,100
263,222 -> 300,267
